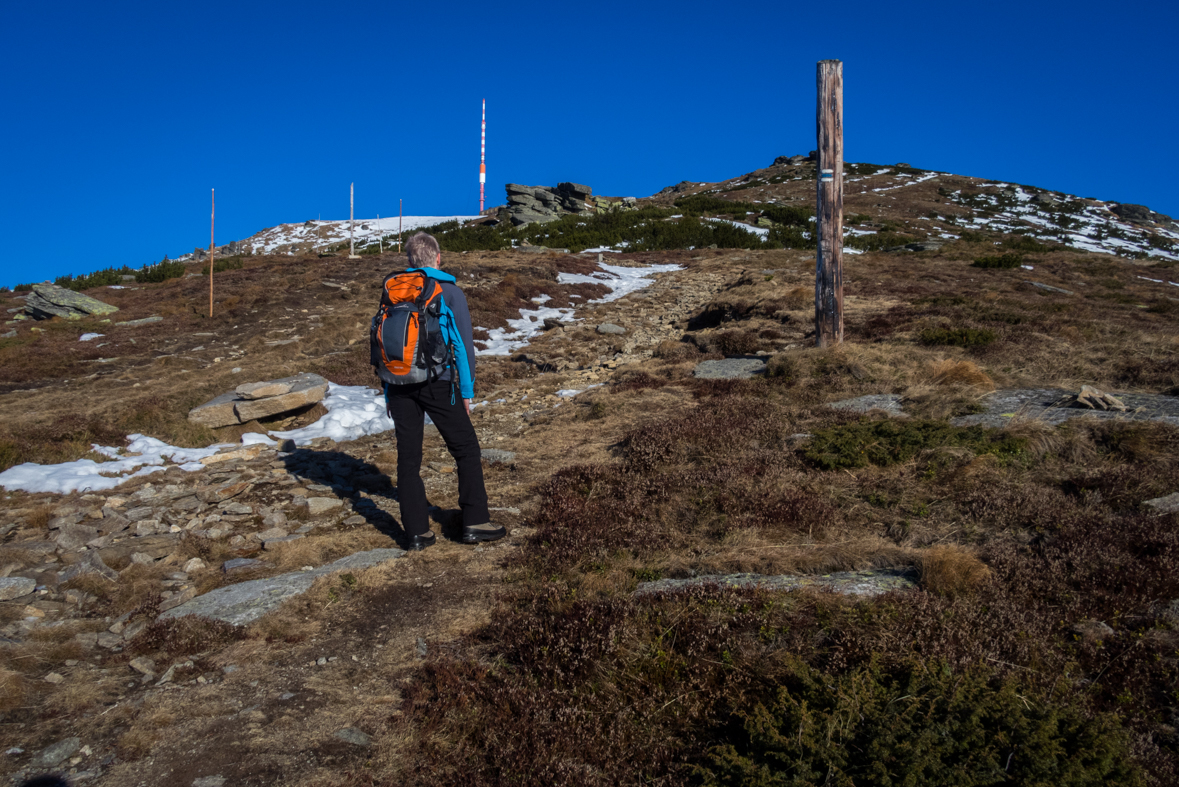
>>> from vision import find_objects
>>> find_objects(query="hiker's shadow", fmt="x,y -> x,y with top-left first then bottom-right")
278,448 -> 464,543
279,449 -> 404,541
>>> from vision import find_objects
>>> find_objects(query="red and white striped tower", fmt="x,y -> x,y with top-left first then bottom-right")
479,99 -> 486,213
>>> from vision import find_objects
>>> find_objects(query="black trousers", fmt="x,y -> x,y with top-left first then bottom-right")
385,379 -> 489,537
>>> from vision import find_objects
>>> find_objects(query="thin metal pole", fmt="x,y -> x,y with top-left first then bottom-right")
815,60 -> 844,347
209,188 -> 215,318
480,99 -> 486,213
349,182 -> 356,258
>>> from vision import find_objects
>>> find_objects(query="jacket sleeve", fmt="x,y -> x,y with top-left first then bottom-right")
441,282 -> 477,399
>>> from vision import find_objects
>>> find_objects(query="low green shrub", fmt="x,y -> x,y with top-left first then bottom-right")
699,658 -> 1141,787
973,253 -> 1024,269
136,259 -> 188,283
201,256 -> 243,275
804,419 -> 1027,470
1003,236 -> 1057,253
53,265 -> 137,291
919,326 -> 997,347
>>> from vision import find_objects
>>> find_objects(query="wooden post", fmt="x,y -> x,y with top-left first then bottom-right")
209,188 -> 215,318
815,59 -> 844,347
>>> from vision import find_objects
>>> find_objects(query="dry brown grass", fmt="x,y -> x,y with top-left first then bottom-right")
0,667 -> 27,711
928,358 -> 995,390
918,544 -> 993,598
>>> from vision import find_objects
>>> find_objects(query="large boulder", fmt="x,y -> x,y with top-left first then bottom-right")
188,372 -> 329,428
1111,203 -> 1171,224
24,283 -> 120,321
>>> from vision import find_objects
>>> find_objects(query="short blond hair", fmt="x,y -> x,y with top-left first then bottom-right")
405,232 -> 440,268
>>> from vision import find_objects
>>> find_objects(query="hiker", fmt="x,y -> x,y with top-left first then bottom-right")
374,231 -> 505,551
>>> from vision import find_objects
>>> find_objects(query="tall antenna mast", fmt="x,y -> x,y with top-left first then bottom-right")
479,99 -> 486,214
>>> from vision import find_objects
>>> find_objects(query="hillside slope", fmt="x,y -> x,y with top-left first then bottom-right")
1,157 -> 1177,786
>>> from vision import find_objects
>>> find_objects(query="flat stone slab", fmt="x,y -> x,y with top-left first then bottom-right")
116,315 -> 163,327
950,389 -> 1179,429
236,380 -> 293,400
828,394 -> 905,416
25,284 -> 119,320
188,373 -> 328,427
161,548 -> 406,626
636,569 -> 919,598
692,358 -> 767,380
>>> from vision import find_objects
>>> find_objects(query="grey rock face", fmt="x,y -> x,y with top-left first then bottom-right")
636,569 -> 918,597
692,358 -> 767,379
116,315 -> 163,327
0,576 -> 36,601
334,727 -> 372,747
827,394 -> 905,416
161,548 -> 405,626
31,736 -> 82,768
481,449 -> 516,465
1144,492 -> 1179,514
596,323 -> 626,335
25,284 -> 119,320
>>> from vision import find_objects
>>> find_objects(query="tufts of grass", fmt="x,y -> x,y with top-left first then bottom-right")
918,544 -> 993,598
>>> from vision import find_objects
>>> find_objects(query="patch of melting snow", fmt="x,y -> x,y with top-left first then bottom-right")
0,436 -> 235,494
557,384 -> 603,398
79,333 -> 104,342
706,218 -> 769,238
0,385 -> 401,494
474,261 -> 681,357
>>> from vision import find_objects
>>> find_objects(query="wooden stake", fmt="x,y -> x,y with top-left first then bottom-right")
209,188 -> 215,318
815,59 -> 844,347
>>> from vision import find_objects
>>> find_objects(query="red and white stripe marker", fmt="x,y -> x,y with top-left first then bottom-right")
479,99 -> 486,214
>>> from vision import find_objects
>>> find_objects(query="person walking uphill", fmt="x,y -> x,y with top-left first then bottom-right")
371,231 -> 505,551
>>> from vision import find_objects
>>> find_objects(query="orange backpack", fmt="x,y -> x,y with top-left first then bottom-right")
370,271 -> 454,386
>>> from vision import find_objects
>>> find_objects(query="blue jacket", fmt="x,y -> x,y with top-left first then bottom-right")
406,267 -> 477,399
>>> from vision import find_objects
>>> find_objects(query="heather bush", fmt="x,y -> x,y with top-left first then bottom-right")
699,659 -> 1141,787
919,326 -> 997,347
805,419 -> 1028,470
973,252 -> 1024,269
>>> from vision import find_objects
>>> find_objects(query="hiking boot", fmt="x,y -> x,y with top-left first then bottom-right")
461,523 -> 506,544
405,531 -> 436,551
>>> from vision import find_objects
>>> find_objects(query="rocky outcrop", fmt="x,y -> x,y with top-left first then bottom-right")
505,182 -> 596,226
24,283 -> 120,321
1111,203 -> 1173,226
188,373 -> 329,428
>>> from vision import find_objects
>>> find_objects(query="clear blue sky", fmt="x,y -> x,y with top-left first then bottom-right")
2,0 -> 1176,287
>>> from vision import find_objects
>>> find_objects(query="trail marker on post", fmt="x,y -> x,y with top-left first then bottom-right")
209,188 -> 215,318
815,59 -> 844,347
